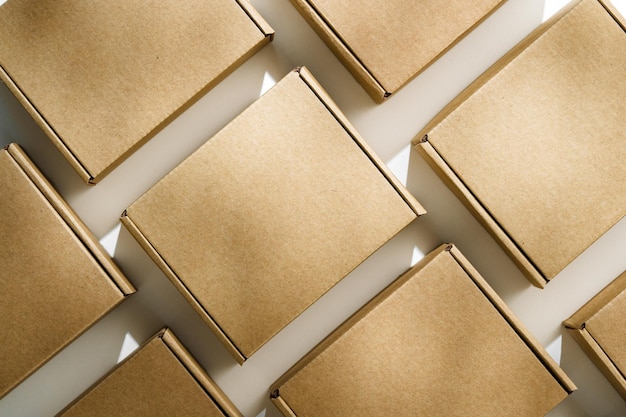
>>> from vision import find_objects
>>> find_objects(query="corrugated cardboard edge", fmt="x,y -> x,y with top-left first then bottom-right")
599,0 -> 626,31
119,212 -> 247,365
416,139 -> 546,288
296,67 -> 426,216
160,329 -> 244,417
4,143 -> 135,296
0,2 -> 274,184
563,270 -> 626,398
270,244 -> 575,413
289,0 -> 507,103
55,328 -> 243,417
411,0 -> 609,288
235,0 -> 275,41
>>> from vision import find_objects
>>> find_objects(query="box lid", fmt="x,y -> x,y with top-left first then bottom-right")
122,67 -> 423,363
289,0 -> 505,102
564,270 -> 626,397
0,0 -> 273,183
415,0 -> 626,285
271,244 -> 574,417
0,144 -> 134,399
57,329 -> 242,417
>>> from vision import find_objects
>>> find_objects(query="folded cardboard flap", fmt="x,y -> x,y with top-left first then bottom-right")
271,244 -> 574,417
564,271 -> 626,398
122,66 -> 423,364
0,144 -> 135,399
288,0 -> 506,102
57,328 -> 243,417
0,1 -> 274,183
413,0 -> 626,287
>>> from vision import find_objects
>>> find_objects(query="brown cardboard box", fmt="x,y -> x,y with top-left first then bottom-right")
564,271 -> 626,399
414,0 -> 626,287
57,328 -> 243,417
270,244 -> 575,417
121,67 -> 425,364
288,0 -> 506,103
0,143 -> 135,399
0,1 -> 273,184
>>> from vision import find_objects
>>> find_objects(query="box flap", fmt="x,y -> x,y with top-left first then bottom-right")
57,328 -> 242,417
123,67 -> 420,362
0,144 -> 134,399
0,0 -> 273,183
289,0 -> 505,102
271,244 -> 573,416
414,0 -> 626,283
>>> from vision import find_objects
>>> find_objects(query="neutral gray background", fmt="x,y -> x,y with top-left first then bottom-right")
1,0 -> 625,416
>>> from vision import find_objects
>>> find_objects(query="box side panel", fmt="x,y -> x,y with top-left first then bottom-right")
270,394 -> 299,417
600,0 -> 626,30
297,67 -> 425,216
120,213 -> 246,364
234,0 -> 275,38
416,141 -> 546,287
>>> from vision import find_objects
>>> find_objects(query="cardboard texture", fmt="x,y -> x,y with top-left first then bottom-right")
414,0 -> 626,287
0,1 -> 273,183
57,329 -> 243,417
122,67 -> 424,364
270,244 -> 575,417
0,144 -> 135,399
564,271 -> 626,398
288,0 -> 506,102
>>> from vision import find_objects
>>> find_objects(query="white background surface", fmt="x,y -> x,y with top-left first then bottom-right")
1,0 -> 625,416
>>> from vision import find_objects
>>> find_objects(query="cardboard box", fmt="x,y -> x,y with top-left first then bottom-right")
270,244 -> 575,417
0,143 -> 135,399
288,0 -> 506,103
564,271 -> 626,399
121,67 -> 425,364
0,1 -> 273,184
414,0 -> 626,287
57,328 -> 243,417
